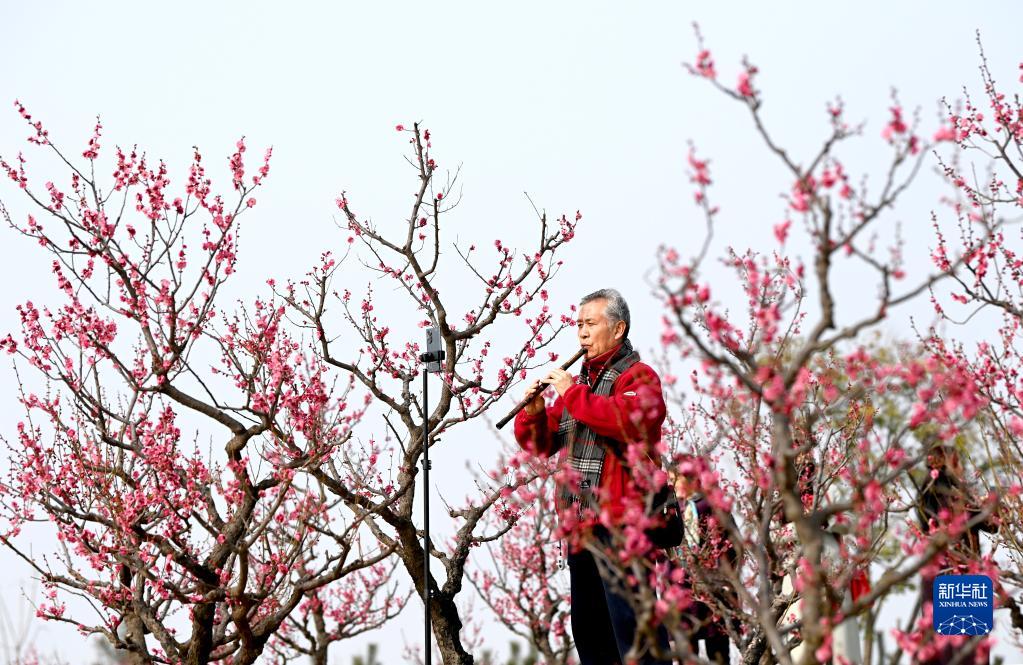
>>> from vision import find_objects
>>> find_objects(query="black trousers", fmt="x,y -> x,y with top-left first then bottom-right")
567,547 -> 672,665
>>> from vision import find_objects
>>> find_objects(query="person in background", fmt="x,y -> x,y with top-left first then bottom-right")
670,457 -> 736,664
915,443 -> 999,665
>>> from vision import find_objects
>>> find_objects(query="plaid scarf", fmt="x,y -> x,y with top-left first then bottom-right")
554,339 -> 640,510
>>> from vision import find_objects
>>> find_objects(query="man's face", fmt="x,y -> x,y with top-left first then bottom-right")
928,446 -> 961,475
577,298 -> 625,359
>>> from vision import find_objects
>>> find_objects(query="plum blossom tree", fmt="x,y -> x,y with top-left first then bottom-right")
266,560 -> 408,664
912,36 -> 1023,660
0,105 -> 580,664
0,106 -> 393,664
468,452 -> 573,665
275,122 -> 580,664
545,29 -> 1019,665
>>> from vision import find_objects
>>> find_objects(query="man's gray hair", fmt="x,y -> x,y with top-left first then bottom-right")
580,288 -> 630,338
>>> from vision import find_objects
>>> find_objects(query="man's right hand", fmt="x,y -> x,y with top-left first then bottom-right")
522,380 -> 545,416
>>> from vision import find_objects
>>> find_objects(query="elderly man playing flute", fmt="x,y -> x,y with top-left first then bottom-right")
513,288 -> 672,665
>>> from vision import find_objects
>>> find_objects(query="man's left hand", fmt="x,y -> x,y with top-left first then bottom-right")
542,368 -> 574,396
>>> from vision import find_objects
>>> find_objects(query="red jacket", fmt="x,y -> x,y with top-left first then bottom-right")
513,344 -> 667,522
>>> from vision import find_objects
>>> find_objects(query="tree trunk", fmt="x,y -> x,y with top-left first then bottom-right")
183,603 -> 215,665
397,526 -> 473,665
431,592 -> 473,665
121,614 -> 151,665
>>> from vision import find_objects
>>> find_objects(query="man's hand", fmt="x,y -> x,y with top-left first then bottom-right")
522,380 -> 546,416
542,368 -> 574,396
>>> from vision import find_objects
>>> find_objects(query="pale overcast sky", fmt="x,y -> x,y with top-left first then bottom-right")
2,2 -> 1021,662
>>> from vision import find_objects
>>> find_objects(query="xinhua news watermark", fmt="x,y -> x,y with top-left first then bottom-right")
933,574 -> 994,636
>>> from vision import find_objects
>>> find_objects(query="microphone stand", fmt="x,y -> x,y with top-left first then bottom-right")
419,338 -> 445,665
